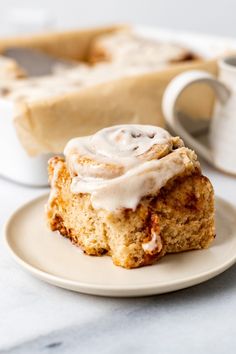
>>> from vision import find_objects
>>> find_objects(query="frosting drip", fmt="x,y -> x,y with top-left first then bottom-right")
142,232 -> 163,254
64,124 -> 198,211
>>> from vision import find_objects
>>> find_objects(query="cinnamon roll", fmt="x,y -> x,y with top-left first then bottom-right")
89,31 -> 197,66
46,124 -> 215,269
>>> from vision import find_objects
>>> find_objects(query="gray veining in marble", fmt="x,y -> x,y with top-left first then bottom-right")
2,264 -> 236,354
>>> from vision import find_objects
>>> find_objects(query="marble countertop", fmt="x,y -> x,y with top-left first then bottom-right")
1,160 -> 236,354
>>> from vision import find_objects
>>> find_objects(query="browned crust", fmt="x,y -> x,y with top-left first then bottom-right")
169,51 -> 200,64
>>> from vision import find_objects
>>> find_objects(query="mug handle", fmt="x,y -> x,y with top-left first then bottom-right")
162,70 -> 231,163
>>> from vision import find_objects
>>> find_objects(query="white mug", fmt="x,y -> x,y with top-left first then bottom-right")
162,56 -> 236,175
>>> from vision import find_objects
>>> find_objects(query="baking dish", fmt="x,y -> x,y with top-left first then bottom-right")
1,25 -> 236,186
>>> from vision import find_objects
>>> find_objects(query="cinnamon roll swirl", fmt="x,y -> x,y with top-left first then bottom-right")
64,124 -> 197,211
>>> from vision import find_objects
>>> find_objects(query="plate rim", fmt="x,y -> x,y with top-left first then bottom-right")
3,193 -> 236,296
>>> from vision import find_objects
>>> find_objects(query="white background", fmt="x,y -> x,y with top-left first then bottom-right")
0,0 -> 235,37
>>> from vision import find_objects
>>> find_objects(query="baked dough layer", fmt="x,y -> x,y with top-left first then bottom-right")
46,156 -> 215,269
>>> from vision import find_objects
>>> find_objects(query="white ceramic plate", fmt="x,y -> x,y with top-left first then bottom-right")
4,194 -> 236,297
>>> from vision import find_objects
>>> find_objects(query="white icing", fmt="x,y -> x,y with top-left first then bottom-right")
142,232 -> 163,254
65,125 -> 172,168
64,125 -> 196,212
